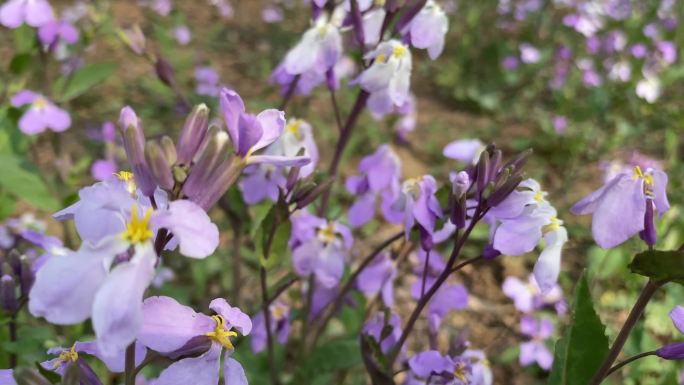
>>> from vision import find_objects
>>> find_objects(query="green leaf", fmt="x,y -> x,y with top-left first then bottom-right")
295,339 -> 362,380
259,217 -> 291,270
250,201 -> 274,237
629,250 -> 684,285
548,271 -> 609,385
9,53 -> 33,75
0,154 -> 59,212
13,25 -> 36,53
53,63 -> 117,102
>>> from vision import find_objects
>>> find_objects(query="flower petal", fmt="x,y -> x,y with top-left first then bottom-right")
151,200 -> 219,259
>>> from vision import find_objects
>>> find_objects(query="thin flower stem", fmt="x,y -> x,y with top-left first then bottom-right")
279,75 -> 301,111
317,90 -> 370,215
448,255 -> 483,274
329,88 -> 344,134
420,250 -> 430,297
588,280 -> 662,385
264,276 -> 300,307
124,343 -> 136,385
260,213 -> 282,385
605,351 -> 657,378
8,316 -> 17,368
387,208 -> 485,366
309,231 -> 405,347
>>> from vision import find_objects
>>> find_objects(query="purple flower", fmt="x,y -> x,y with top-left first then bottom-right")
0,0 -> 54,28
631,43 -> 648,58
31,193 -> 218,355
519,315 -> 554,370
346,144 -> 402,228
385,175 -> 442,249
41,341 -> 146,375
11,90 -> 71,134
519,43 -> 541,64
290,212 -> 352,288
361,6 -> 385,46
571,166 -> 669,249
138,296 -> 251,385
261,4 -> 283,23
0,369 -> 15,385
358,40 -> 413,118
91,159 -> 117,181
407,350 -> 472,385
501,55 -> 519,70
552,115 -> 567,134
356,252 -> 397,307
395,94 -> 417,140
656,306 -> 684,360
173,25 -> 192,45
280,12 -> 342,78
402,0 -> 449,60
462,350 -> 493,385
411,249 -> 468,332
363,312 -> 402,355
38,19 -> 79,46
502,274 -> 565,314
195,66 -> 221,96
250,301 -> 290,353
443,139 -> 485,164
219,88 -> 310,168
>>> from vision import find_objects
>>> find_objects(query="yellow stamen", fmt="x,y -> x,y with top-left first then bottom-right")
542,217 -> 561,233
393,45 -> 406,58
115,171 -> 137,194
33,97 -> 47,110
318,222 -> 336,244
376,53 -> 387,63
533,191 -> 544,203
121,205 -> 154,244
205,315 -> 238,350
53,345 -> 78,368
374,0 -> 386,6
272,304 -> 287,321
286,119 -> 303,141
633,165 -> 654,186
454,362 -> 468,383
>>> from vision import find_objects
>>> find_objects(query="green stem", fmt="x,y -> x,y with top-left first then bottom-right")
605,351 -> 657,378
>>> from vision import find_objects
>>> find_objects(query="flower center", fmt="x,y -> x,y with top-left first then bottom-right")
205,315 -> 238,350
542,216 -> 562,233
115,171 -> 137,194
317,222 -> 336,244
633,166 -> 654,197
403,178 -> 422,200
393,45 -> 406,58
33,97 -> 47,110
121,206 -> 154,244
286,119 -> 303,140
53,345 -> 78,368
453,362 -> 468,383
271,304 -> 287,321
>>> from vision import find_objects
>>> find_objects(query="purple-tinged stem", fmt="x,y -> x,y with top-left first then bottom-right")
124,344 -> 136,385
329,88 -> 344,134
279,75 -> 301,111
387,208 -> 485,366
588,280 -> 661,385
260,212 -> 282,385
605,351 -> 656,378
420,250 -> 430,297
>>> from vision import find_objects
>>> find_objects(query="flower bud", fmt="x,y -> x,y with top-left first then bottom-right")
166,335 -> 213,359
487,174 -> 523,208
192,158 -> 243,210
160,136 -> 177,166
295,178 -> 334,209
640,200 -> 657,247
286,166 -> 301,193
290,180 -> 318,203
503,148 -> 533,172
19,257 -> 34,298
77,359 -> 104,385
117,25 -> 146,56
349,0 -> 365,46
182,130 -> 230,201
172,165 -> 188,184
418,226 -> 433,251
451,171 -> 470,199
120,107 -> 156,196
450,198 -> 467,229
0,274 -> 18,313
176,104 -> 210,165
482,244 -> 501,260
7,249 -> 21,275
155,57 -> 177,88
145,141 -> 175,191
488,149 -> 502,180
657,342 -> 684,360
476,150 -> 490,194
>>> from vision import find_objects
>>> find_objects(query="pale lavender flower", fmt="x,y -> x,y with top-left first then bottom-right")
655,306 -> 684,360
407,351 -> 472,385
11,90 -> 71,134
385,176 -> 442,249
41,341 -> 146,375
0,0 -> 54,28
519,315 -> 554,370
402,0 -> 449,60
631,43 -> 648,58
140,0 -> 172,16
195,66 -> 221,96
238,165 -> 287,205
501,55 -> 519,70
571,166 -> 669,248
290,212 -> 352,288
346,144 -> 402,228
363,312 -> 402,355
251,301 -> 290,353
356,252 -> 397,307
261,4 -> 283,23
173,25 -> 191,45
395,94 -> 417,141
38,19 -> 79,46
280,11 -> 342,79
552,115 -> 567,134
211,0 -> 233,19
0,369 -> 15,385
91,159 -> 118,181
443,139 -> 485,164
519,43 -> 541,64
138,296 -> 251,385
462,350 -> 493,385
502,274 -> 565,314
358,40 -> 413,118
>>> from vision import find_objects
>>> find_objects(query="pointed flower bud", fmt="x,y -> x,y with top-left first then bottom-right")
295,178 -> 334,209
639,199 -> 657,246
176,104 -> 210,165
145,141 -> 175,190
120,106 -> 156,196
657,342 -> 684,360
476,150 -> 490,194
19,257 -> 34,298
160,136 -> 177,166
0,274 -> 18,313
155,57 -> 177,88
182,130 -> 231,201
451,171 -> 470,199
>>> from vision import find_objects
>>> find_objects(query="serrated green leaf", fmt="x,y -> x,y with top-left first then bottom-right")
0,154 -> 59,212
629,250 -> 684,285
548,271 -> 608,385
53,63 -> 117,102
